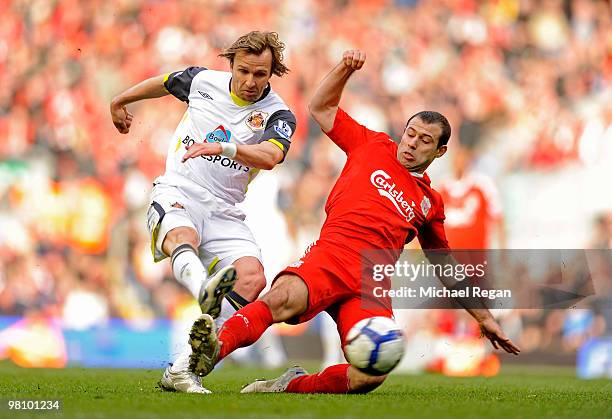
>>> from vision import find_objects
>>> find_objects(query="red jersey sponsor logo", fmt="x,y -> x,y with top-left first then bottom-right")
370,169 -> 415,222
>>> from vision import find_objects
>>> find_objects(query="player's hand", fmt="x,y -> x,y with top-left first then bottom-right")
342,50 -> 366,71
110,101 -> 134,134
479,317 -> 521,355
182,142 -> 222,162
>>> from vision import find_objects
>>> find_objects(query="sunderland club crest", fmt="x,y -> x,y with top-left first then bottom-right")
246,110 -> 268,131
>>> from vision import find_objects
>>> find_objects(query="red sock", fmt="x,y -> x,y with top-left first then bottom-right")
218,300 -> 273,360
286,364 -> 350,394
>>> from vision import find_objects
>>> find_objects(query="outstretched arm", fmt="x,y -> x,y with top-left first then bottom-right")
110,74 -> 169,134
424,251 -> 521,355
308,50 -> 366,132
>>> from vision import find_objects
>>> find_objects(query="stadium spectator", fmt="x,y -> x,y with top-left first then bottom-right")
0,0 -> 610,363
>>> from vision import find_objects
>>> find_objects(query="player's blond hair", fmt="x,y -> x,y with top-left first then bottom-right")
219,31 -> 289,77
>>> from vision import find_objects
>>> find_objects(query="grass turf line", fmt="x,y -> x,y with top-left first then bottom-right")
0,362 -> 609,419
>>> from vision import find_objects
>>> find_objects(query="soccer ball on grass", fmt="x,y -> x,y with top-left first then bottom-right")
343,316 -> 405,376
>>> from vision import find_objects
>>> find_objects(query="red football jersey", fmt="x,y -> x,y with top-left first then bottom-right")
318,108 -> 450,267
438,174 -> 502,249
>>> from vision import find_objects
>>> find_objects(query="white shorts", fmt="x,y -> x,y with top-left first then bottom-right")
146,183 -> 262,272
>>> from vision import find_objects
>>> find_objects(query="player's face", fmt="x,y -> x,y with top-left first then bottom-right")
230,49 -> 273,102
397,117 -> 447,172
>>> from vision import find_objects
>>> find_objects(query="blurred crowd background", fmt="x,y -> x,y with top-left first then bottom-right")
0,0 -> 611,371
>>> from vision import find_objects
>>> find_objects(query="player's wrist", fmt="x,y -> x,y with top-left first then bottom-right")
338,61 -> 355,74
111,96 -> 130,110
110,97 -> 122,110
474,311 -> 494,324
220,142 -> 237,158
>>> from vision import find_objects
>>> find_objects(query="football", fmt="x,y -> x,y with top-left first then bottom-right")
343,317 -> 405,376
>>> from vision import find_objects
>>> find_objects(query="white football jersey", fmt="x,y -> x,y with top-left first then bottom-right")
154,68 -> 296,207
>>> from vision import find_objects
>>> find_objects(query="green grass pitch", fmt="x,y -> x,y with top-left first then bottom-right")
0,362 -> 609,419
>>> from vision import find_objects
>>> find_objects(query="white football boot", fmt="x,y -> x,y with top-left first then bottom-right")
198,265 -> 237,318
188,314 -> 220,377
160,365 -> 212,394
240,366 -> 308,393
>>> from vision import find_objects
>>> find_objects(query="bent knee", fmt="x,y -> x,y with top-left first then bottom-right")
236,266 -> 266,294
260,286 -> 291,315
260,276 -> 307,322
234,264 -> 266,300
162,227 -> 199,255
348,368 -> 387,394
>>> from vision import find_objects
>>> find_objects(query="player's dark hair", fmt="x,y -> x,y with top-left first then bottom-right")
219,31 -> 289,77
405,111 -> 451,148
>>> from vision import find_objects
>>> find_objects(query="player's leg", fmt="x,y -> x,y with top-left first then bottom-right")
195,214 -> 264,331
213,255 -> 288,367
211,256 -> 266,331
148,193 -> 236,316
270,299 -> 392,394
346,367 -> 387,393
219,275 -> 308,360
190,242 -> 344,377
219,273 -> 309,359
240,362 -> 386,394
232,256 -> 266,301
147,190 -> 216,393
148,197 -> 205,301
162,225 -> 209,300
186,210 -> 267,376
189,273 -> 308,376
337,298 -> 392,393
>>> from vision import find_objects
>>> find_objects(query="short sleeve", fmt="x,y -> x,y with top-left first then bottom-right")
324,108 -> 382,155
163,67 -> 207,102
418,199 -> 450,250
258,109 -> 296,162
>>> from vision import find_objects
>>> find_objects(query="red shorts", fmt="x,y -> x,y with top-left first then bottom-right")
275,241 -> 393,345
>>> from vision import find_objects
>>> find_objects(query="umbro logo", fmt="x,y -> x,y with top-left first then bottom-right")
198,90 -> 213,100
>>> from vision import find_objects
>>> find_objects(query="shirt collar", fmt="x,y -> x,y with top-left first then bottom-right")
228,79 -> 271,106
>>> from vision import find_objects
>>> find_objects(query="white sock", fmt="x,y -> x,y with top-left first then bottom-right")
171,245 -> 208,300
169,347 -> 191,372
214,299 -> 237,331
